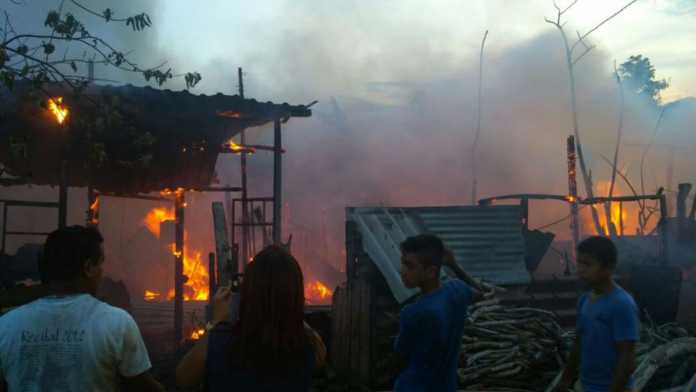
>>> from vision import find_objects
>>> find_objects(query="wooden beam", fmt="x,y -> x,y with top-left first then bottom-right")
174,191 -> 185,344
212,202 -> 233,286
273,119 -> 282,244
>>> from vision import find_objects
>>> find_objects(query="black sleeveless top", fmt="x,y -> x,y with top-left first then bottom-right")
205,322 -> 315,392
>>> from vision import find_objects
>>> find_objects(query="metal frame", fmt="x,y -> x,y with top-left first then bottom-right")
1,199 -> 60,255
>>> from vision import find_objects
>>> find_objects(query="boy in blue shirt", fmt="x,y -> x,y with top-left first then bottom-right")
558,236 -> 640,392
393,234 -> 485,392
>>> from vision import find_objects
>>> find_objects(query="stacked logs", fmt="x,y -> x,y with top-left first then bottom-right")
632,322 -> 696,392
459,296 -> 574,392
459,296 -> 696,392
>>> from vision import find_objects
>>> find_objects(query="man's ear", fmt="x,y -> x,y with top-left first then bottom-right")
83,259 -> 100,279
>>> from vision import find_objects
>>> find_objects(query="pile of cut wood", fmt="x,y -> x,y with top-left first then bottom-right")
459,296 -> 696,392
459,295 -> 573,392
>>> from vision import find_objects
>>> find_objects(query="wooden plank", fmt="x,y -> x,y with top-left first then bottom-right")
330,285 -> 347,373
358,278 -> 372,385
212,202 -> 233,285
349,280 -> 361,378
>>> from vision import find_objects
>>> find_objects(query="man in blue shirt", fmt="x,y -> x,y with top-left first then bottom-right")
394,234 -> 484,392
558,236 -> 640,392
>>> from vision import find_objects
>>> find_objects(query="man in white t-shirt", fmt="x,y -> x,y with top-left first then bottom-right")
0,226 -> 164,392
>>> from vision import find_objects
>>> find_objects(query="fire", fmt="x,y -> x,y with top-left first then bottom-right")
144,207 -> 175,238
89,197 -> 100,225
583,181 -> 641,236
142,206 -> 209,301
163,244 -> 207,301
144,290 -> 160,301
190,328 -> 205,340
160,187 -> 186,197
305,280 -> 333,304
225,140 -> 255,154
48,97 -> 68,124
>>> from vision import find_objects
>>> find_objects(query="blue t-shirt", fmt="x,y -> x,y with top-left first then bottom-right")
394,279 -> 474,392
576,287 -> 640,392
205,322 -> 315,392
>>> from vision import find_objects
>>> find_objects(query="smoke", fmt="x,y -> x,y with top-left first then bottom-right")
3,1 -> 696,296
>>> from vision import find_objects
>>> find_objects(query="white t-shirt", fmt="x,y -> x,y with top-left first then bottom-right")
0,294 -> 151,392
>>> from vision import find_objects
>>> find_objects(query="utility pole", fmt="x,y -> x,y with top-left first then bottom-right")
567,136 -> 580,255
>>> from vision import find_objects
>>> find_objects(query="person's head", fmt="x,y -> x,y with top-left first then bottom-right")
236,245 -> 307,371
576,236 -> 617,285
41,225 -> 105,295
400,234 -> 444,289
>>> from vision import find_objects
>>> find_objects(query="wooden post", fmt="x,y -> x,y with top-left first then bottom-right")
241,130 -> 249,264
659,192 -> 669,266
521,197 -> 529,232
567,136 -> 580,254
207,252 -> 216,322
58,161 -> 68,228
619,202 -> 624,236
273,119 -> 282,244
86,186 -> 99,227
174,191 -> 185,344
212,202 -> 232,284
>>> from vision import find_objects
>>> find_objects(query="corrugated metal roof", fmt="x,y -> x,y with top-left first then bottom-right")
347,205 -> 529,304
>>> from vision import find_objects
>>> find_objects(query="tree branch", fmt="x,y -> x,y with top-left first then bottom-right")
570,0 -> 640,54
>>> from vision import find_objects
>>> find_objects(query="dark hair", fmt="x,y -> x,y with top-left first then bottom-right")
577,236 -> 617,268
41,225 -> 104,282
233,245 -> 308,372
400,234 -> 445,268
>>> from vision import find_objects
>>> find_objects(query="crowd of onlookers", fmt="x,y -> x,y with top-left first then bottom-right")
0,225 -> 640,392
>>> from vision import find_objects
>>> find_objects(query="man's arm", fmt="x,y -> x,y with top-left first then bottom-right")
442,249 -> 484,301
557,335 -> 581,391
609,341 -> 636,392
175,335 -> 209,388
122,371 -> 165,392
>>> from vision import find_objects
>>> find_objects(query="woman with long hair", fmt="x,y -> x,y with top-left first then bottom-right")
176,245 -> 326,391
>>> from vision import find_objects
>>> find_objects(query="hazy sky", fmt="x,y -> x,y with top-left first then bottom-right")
145,0 -> 696,102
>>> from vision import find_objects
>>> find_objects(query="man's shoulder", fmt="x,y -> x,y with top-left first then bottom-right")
610,287 -> 638,309
401,301 -> 438,321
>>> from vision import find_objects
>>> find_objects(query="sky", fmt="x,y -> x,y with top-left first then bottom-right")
3,0 -> 696,290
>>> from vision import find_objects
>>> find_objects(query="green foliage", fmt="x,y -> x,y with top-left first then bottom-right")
618,55 -> 669,106
126,13 -> 151,31
185,72 -> 202,89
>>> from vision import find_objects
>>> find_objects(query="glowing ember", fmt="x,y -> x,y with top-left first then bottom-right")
144,207 -> 175,238
160,187 -> 186,197
144,290 -> 160,301
190,328 -> 206,340
48,97 -> 68,124
305,280 -> 333,304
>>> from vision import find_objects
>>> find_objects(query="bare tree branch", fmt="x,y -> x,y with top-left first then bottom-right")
470,29 -> 488,206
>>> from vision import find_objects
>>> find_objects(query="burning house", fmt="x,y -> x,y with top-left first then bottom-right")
0,81 -> 313,347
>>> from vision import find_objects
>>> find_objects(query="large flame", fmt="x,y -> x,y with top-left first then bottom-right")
144,207 -> 175,238
305,280 -> 333,304
583,181 -> 641,236
142,205 -> 209,301
48,97 -> 68,124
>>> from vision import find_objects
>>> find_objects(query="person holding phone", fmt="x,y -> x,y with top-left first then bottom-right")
176,245 -> 326,391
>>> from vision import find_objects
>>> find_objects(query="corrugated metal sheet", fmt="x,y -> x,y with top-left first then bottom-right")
347,205 -> 528,304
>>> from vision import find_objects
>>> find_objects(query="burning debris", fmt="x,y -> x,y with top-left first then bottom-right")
305,280 -> 333,304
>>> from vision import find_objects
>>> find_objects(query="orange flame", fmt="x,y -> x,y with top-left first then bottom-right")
226,140 -> 256,154
160,187 -> 186,197
89,197 -> 100,225
144,290 -> 160,301
144,207 -> 175,238
305,280 -> 333,304
583,181 -> 641,236
48,97 -> 68,124
190,328 -> 206,340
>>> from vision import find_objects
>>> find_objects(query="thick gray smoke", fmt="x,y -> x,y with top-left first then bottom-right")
2,1 -> 695,297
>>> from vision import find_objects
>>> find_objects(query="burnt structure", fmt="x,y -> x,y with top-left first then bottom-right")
0,81 -> 313,343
